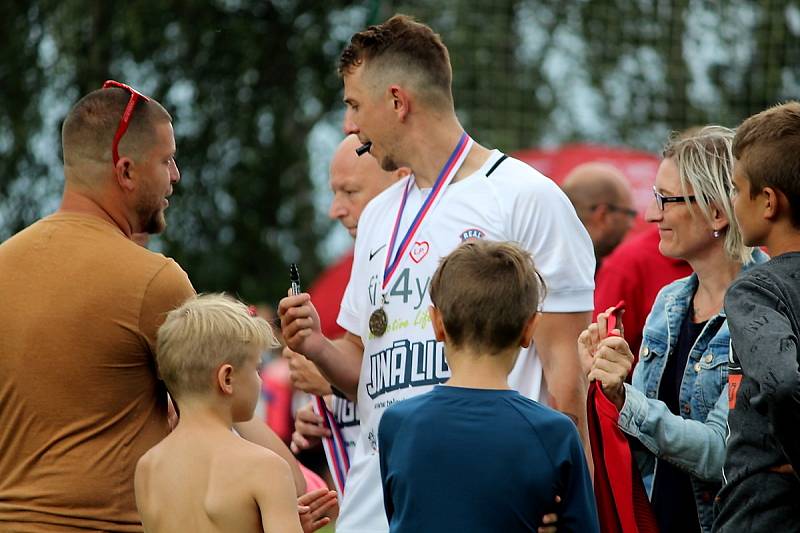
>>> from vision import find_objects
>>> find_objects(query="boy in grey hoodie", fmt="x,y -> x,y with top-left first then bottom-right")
714,102 -> 800,532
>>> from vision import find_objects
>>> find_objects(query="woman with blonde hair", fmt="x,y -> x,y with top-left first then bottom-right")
580,125 -> 767,532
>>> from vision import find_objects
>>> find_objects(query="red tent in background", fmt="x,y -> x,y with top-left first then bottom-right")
512,143 -> 661,236
307,251 -> 353,339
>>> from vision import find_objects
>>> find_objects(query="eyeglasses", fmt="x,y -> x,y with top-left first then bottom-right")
652,186 -> 696,211
101,80 -> 150,166
588,203 -> 638,219
604,204 -> 638,218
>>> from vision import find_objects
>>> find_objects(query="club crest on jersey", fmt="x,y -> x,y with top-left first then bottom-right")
460,228 -> 486,242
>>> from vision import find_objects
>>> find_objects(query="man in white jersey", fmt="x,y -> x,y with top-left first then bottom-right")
279,15 -> 595,533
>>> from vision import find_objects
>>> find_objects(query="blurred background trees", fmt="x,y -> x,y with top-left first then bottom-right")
2,0 -> 798,305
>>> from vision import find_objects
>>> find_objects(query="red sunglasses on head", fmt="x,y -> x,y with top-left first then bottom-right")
101,80 -> 150,166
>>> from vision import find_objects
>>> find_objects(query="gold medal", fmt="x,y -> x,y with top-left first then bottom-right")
369,307 -> 388,337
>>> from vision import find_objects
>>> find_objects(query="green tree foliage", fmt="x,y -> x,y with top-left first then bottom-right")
3,0 -> 798,303
388,0 -> 798,151
1,0 -> 357,305
0,3 -> 51,231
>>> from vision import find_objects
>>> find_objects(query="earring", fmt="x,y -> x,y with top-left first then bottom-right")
712,229 -> 722,238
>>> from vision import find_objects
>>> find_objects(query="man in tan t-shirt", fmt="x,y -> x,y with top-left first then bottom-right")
0,83 -> 305,532
0,83 -> 194,531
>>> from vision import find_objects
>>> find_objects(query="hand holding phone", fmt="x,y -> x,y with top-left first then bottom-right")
586,299 -> 632,410
605,300 -> 626,338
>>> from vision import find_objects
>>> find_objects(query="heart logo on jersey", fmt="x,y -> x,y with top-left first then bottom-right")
409,241 -> 430,263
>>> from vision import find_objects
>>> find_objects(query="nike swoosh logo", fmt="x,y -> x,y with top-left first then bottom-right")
369,244 -> 386,261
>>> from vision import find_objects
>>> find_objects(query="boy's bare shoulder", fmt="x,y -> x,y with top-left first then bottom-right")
135,438 -> 164,477
137,431 -> 178,466
223,437 -> 303,533
134,431 -> 198,491
230,436 -> 293,478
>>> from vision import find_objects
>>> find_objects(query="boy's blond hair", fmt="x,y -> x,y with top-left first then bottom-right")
156,293 -> 279,398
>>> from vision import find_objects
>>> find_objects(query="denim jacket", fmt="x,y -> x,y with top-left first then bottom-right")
617,250 -> 767,532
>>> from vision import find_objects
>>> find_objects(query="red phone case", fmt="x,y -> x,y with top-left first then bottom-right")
606,299 -> 626,336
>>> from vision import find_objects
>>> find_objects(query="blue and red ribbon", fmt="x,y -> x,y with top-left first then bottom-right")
382,132 -> 472,290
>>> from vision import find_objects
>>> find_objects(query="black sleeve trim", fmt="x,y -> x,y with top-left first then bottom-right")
485,154 -> 508,177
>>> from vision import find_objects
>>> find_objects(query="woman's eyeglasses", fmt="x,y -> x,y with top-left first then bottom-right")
652,186 -> 696,211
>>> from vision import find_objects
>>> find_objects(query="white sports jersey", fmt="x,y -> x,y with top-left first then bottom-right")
335,150 -> 595,533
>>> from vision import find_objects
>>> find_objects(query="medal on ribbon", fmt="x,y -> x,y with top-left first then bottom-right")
369,132 -> 474,337
368,305 -> 389,337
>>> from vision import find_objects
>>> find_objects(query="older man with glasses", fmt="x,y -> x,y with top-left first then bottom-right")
562,162 -> 638,270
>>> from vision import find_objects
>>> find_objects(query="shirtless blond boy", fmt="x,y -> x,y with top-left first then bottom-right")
135,293 -> 336,532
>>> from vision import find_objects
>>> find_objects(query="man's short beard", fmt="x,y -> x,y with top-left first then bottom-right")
380,156 -> 399,172
136,199 -> 166,235
596,232 -> 623,261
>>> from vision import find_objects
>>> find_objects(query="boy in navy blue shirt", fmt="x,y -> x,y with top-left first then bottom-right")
378,240 -> 599,532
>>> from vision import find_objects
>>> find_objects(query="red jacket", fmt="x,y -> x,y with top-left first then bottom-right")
588,382 -> 659,533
